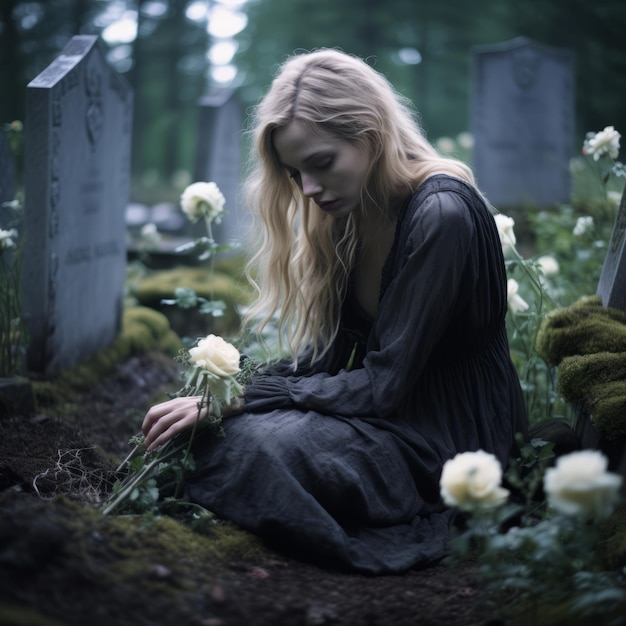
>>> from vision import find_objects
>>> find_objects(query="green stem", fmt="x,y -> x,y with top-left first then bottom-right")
204,216 -> 215,306
174,380 -> 210,499
102,438 -> 189,516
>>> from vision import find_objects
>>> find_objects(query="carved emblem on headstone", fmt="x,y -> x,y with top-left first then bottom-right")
85,61 -> 103,148
512,47 -> 541,91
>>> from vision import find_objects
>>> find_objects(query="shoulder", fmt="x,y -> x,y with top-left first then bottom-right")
409,174 -> 484,212
402,175 -> 483,234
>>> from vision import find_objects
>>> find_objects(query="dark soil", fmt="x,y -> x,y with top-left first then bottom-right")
0,351 -> 503,626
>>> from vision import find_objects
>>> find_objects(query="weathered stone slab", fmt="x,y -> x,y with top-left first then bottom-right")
470,37 -> 574,208
597,183 -> 626,311
22,36 -> 133,374
192,89 -> 245,250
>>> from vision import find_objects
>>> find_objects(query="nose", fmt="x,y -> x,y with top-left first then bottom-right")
301,173 -> 323,197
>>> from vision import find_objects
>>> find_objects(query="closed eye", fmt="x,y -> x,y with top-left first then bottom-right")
312,156 -> 334,171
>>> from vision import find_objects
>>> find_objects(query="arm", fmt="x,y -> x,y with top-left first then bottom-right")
244,190 -> 479,417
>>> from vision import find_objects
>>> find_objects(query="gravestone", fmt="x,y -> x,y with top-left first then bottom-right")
597,182 -> 626,311
574,182 -> 626,493
192,89 -> 244,251
0,131 -> 17,226
470,37 -> 574,207
22,35 -> 133,374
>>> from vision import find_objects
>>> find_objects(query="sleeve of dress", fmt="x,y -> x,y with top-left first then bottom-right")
243,190 -> 478,416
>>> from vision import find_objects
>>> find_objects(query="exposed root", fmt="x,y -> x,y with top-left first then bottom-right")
32,447 -> 115,503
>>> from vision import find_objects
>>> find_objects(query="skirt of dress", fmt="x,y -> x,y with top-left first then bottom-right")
185,409 -> 453,574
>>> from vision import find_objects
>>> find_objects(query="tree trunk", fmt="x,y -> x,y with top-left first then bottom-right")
0,0 -> 24,123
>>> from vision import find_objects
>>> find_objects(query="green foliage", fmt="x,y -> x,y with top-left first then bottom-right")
0,230 -> 27,377
447,443 -> 626,624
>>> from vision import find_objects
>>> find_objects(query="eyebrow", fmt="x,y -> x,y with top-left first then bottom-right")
278,150 -> 333,170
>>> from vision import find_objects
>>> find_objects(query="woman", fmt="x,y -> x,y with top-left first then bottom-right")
143,49 -> 527,574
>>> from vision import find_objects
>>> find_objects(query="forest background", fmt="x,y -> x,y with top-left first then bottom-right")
1,0 -> 625,204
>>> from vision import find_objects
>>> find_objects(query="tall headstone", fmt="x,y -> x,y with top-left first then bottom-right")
597,183 -> 626,311
22,36 -> 133,374
0,131 -> 16,225
572,182 -> 626,493
192,89 -> 244,250
470,37 -> 574,208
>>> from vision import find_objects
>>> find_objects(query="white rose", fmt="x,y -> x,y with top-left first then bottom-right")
494,214 -> 516,254
140,222 -> 161,246
457,131 -> 474,150
544,450 -> 622,520
573,216 -> 593,237
585,126 -> 621,161
0,228 -> 17,251
188,334 -> 241,378
440,450 -> 510,512
436,136 -> 456,153
507,278 -> 529,314
536,255 -> 559,276
607,191 -> 623,208
180,181 -> 226,223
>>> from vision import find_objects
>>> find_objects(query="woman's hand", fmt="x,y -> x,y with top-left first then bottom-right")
142,396 -> 208,451
142,395 -> 246,451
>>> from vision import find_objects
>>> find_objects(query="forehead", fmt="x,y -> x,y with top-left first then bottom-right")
272,120 -> 336,165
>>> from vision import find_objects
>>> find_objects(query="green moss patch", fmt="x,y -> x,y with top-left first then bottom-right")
537,297 -> 626,440
0,492 -> 272,625
32,306 -> 182,415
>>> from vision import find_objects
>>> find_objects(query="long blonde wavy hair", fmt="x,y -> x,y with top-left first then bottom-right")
243,49 -> 475,365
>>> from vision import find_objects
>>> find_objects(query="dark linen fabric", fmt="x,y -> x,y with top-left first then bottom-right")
186,174 -> 527,574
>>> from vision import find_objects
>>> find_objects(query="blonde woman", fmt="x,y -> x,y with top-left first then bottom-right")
143,49 -> 527,574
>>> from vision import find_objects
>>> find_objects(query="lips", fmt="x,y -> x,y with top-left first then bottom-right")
318,199 -> 340,212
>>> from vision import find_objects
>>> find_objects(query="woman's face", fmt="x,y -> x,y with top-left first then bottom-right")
272,120 -> 371,219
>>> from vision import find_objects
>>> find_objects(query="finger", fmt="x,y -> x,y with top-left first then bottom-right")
143,400 -> 208,450
146,414 -> 197,451
143,408 -> 185,449
142,396 -> 200,435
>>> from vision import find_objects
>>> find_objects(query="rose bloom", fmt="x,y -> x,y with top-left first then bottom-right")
456,131 -> 474,150
189,334 -> 241,378
536,255 -> 559,276
607,191 -> 623,208
585,126 -> 621,161
507,278 -> 529,314
435,136 -> 456,154
544,450 -> 622,520
0,228 -> 17,251
140,222 -> 161,246
573,216 -> 593,236
493,214 -> 516,254
180,181 -> 226,223
440,450 -> 509,512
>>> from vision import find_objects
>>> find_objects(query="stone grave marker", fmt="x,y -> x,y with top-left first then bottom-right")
597,182 -> 626,311
192,88 -> 245,252
0,130 -> 17,226
470,37 -> 574,208
22,35 -> 133,374
572,181 -> 626,492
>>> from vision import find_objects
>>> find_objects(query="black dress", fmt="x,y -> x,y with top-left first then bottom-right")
187,174 -> 527,574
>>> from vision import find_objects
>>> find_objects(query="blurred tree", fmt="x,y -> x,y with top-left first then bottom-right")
0,0 -> 624,188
